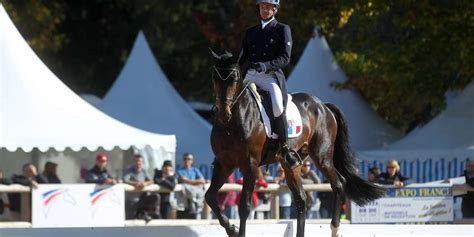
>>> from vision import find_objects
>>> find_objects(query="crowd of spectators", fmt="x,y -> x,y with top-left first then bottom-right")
1,155 -> 473,222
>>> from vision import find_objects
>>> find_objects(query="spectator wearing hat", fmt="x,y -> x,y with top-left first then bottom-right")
37,161 -> 61,184
153,160 -> 177,219
85,153 -> 117,185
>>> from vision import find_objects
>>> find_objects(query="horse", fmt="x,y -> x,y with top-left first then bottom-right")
204,50 -> 386,237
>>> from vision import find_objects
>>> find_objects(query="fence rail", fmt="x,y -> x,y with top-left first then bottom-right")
0,183 -> 473,223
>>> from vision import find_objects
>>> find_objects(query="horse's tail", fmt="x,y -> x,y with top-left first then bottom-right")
325,103 -> 386,206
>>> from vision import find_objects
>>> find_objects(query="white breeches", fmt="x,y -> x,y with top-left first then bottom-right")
245,70 -> 284,117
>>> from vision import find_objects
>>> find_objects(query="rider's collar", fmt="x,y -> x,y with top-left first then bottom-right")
261,17 -> 275,29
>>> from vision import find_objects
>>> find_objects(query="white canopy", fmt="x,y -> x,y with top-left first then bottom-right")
287,30 -> 402,150
99,32 -> 213,165
357,82 -> 474,182
389,82 -> 474,150
0,5 -> 176,153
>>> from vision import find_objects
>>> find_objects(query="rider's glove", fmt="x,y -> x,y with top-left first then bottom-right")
250,62 -> 266,73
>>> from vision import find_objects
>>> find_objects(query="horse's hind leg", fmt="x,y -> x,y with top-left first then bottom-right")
282,164 -> 307,237
311,150 -> 344,237
205,160 -> 237,237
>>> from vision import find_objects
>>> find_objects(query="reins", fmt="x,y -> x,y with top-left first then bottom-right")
213,66 -> 250,110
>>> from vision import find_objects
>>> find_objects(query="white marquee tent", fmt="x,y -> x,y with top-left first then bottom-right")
99,32 -> 213,167
0,5 -> 176,182
287,30 -> 402,151
357,82 -> 474,182
389,82 -> 474,150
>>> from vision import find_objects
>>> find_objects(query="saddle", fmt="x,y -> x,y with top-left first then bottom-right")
247,83 -> 303,166
248,83 -> 303,139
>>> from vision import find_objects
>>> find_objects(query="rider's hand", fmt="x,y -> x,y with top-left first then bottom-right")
250,62 -> 266,73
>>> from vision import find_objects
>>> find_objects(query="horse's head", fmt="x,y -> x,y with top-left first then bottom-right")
210,48 -> 241,125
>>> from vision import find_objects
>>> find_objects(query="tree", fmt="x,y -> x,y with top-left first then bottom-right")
3,0 -> 472,131
331,0 -> 473,131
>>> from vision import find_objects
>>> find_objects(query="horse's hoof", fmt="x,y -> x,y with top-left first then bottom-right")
228,224 -> 239,237
330,224 -> 342,237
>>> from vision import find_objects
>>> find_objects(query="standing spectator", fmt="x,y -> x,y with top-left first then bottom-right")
256,168 -> 272,219
274,165 -> 292,219
176,153 -> 206,219
37,161 -> 61,184
217,173 -> 237,219
85,153 -> 117,185
8,163 -> 39,221
123,154 -> 154,219
0,169 -> 12,216
378,160 -> 412,187
300,160 -> 321,218
236,168 -> 268,219
153,160 -> 177,219
368,166 -> 381,183
0,169 -> 11,185
462,160 -> 474,218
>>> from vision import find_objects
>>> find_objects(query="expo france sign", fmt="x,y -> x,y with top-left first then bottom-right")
351,184 -> 453,223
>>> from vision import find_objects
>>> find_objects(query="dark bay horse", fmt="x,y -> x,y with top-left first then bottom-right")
205,51 -> 385,237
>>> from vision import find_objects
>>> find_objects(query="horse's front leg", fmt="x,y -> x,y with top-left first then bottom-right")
282,164 -> 307,237
238,167 -> 257,237
205,160 -> 237,237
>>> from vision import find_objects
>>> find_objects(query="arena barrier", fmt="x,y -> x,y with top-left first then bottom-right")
0,182 -> 473,226
0,222 -> 473,237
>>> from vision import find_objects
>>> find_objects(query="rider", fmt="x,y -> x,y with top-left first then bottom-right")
238,0 -> 301,170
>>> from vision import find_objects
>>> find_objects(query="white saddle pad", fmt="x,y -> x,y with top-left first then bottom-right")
248,85 -> 303,139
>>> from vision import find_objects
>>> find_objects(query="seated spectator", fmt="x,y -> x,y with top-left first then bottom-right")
85,153 -> 117,185
176,153 -> 206,219
153,160 -> 177,219
462,160 -> 474,218
217,172 -> 237,219
378,159 -> 412,187
8,163 -> 39,221
273,165 -> 292,219
123,154 -> 154,220
368,166 -> 381,183
300,160 -> 321,219
37,161 -> 61,184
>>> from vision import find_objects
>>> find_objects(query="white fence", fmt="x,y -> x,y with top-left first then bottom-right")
0,182 -> 473,225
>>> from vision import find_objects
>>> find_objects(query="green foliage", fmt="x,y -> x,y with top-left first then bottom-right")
332,0 -> 473,131
2,0 -> 472,131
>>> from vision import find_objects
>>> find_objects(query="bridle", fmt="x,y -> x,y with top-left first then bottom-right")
212,65 -> 250,109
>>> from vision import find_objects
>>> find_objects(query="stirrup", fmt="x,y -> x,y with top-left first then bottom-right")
282,145 -> 302,170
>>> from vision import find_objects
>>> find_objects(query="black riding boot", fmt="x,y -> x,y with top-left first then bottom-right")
275,113 -> 302,170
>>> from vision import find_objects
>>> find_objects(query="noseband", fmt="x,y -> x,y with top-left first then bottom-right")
213,66 -> 249,109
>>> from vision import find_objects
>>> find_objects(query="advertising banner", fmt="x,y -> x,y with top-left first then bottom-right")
32,184 -> 124,227
351,184 -> 453,223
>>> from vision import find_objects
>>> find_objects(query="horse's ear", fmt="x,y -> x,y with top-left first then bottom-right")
209,47 -> 221,59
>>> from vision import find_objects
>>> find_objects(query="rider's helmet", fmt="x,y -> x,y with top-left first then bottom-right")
256,0 -> 280,8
